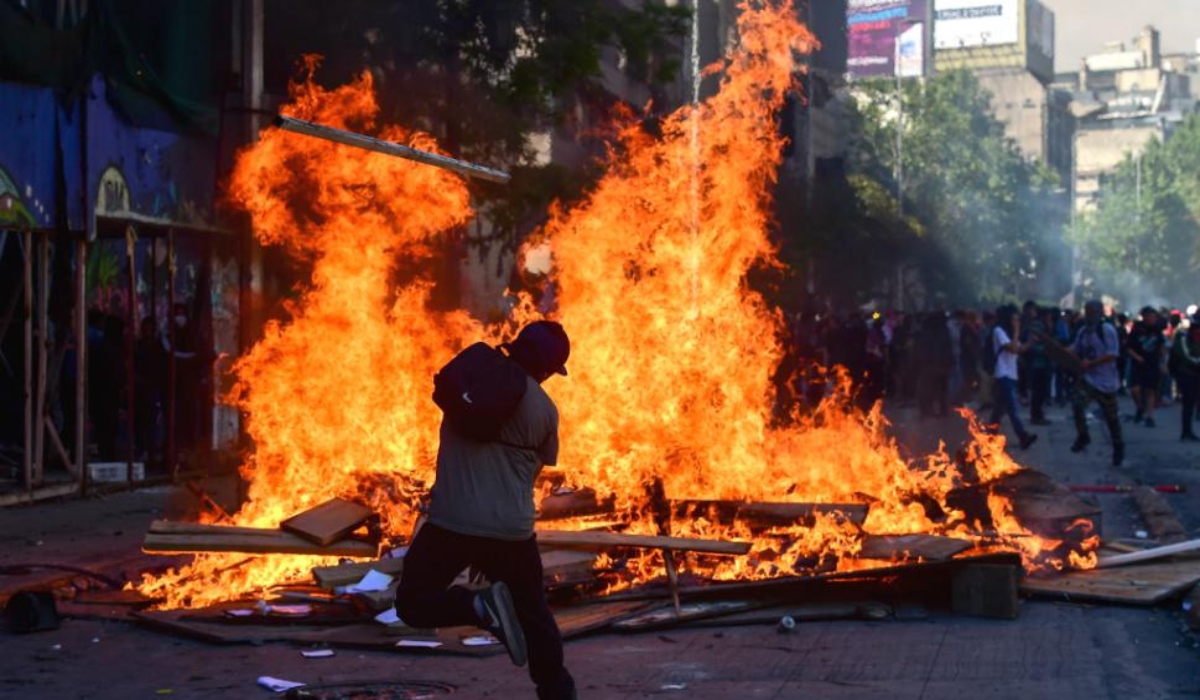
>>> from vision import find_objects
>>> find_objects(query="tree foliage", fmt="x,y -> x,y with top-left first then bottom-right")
1072,114 -> 1200,304
845,69 -> 1068,304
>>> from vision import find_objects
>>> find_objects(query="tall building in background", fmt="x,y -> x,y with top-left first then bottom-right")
931,0 -> 1073,185
1062,26 -> 1197,211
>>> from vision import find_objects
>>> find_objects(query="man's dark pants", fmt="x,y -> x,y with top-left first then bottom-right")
397,522 -> 575,700
1072,380 -> 1123,453
1029,366 -> 1052,421
1178,373 -> 1200,436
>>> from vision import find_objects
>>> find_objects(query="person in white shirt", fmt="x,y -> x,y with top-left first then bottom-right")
989,304 -> 1039,450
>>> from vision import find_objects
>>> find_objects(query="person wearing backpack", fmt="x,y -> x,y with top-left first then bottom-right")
397,320 -> 576,700
1069,300 -> 1125,466
988,304 -> 1039,450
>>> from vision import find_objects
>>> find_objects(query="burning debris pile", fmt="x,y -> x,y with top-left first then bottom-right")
134,0 -> 1101,625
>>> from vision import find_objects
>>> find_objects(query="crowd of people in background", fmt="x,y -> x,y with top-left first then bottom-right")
783,299 -> 1200,467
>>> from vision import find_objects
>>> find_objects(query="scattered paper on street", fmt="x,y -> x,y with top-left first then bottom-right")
257,676 -> 305,692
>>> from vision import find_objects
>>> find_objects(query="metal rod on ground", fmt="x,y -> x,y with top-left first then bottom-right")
34,234 -> 48,486
22,231 -> 32,492
167,231 -> 177,480
125,226 -> 138,484
75,236 -> 87,493
273,115 -> 512,185
1069,485 -> 1185,494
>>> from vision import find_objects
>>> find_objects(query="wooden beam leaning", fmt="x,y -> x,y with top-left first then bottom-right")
281,498 -> 374,546
143,520 -> 377,557
1097,538 -> 1200,569
535,530 -> 751,556
273,116 -> 512,185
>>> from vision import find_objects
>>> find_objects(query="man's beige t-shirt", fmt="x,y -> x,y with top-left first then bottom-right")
426,375 -> 558,540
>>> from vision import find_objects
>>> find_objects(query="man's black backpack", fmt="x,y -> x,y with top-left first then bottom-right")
432,342 -> 529,442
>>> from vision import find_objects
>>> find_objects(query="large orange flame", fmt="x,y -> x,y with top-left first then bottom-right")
138,2 -> 1095,609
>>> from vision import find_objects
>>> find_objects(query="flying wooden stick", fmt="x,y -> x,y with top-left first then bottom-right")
273,115 -> 512,185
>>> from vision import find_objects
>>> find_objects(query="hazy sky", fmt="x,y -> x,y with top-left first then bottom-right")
1040,0 -> 1200,72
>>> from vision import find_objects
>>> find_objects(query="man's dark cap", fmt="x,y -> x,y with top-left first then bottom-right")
1140,305 -> 1158,317
510,321 -> 570,376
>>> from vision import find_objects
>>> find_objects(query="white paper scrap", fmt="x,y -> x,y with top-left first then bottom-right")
461,635 -> 500,646
396,639 -> 443,649
344,569 -> 394,594
224,609 -> 254,617
301,649 -> 335,659
374,608 -> 401,625
257,676 -> 306,693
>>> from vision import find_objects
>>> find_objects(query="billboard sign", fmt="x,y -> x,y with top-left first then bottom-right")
847,0 -> 927,79
897,22 -> 925,77
933,0 -> 1019,49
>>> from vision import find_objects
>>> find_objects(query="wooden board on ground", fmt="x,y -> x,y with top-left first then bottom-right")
130,606 -> 498,656
1130,487 -> 1188,544
859,534 -> 973,562
281,498 -> 375,546
1020,559 -> 1200,604
611,600 -> 766,631
312,558 -> 405,589
553,600 -> 661,639
536,530 -> 750,555
143,530 -> 377,557
676,601 -> 880,628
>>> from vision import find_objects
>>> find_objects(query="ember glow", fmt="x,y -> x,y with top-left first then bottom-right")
138,2 -> 1096,609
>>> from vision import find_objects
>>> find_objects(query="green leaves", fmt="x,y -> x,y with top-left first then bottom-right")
1075,114 -> 1200,302
845,70 -> 1065,303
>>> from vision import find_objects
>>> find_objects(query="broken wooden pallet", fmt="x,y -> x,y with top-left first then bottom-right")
144,520 -> 377,557
858,534 -> 974,562
535,530 -> 750,555
312,558 -> 406,589
1021,559 -> 1200,604
281,498 -> 375,546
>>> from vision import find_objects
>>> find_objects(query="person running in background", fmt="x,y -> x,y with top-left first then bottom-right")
1169,313 -> 1200,442
1070,300 -> 1125,466
989,304 -> 1038,450
1020,301 -> 1052,426
1128,306 -> 1167,428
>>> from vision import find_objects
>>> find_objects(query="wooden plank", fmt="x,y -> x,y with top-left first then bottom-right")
280,498 -> 375,546
540,549 -> 598,583
1130,487 -> 1188,544
535,530 -> 750,555
1021,559 -> 1200,604
736,502 -> 869,527
1031,328 -> 1084,376
1097,538 -> 1200,569
312,558 -> 405,589
612,600 -> 765,631
553,600 -> 666,639
676,601 -> 868,628
149,519 -> 275,537
130,607 -> 494,655
143,532 -> 377,557
859,534 -> 973,562
951,563 -> 1020,619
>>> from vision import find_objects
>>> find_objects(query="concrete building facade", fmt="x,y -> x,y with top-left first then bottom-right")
932,0 -> 1072,184
1064,26 -> 1196,211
